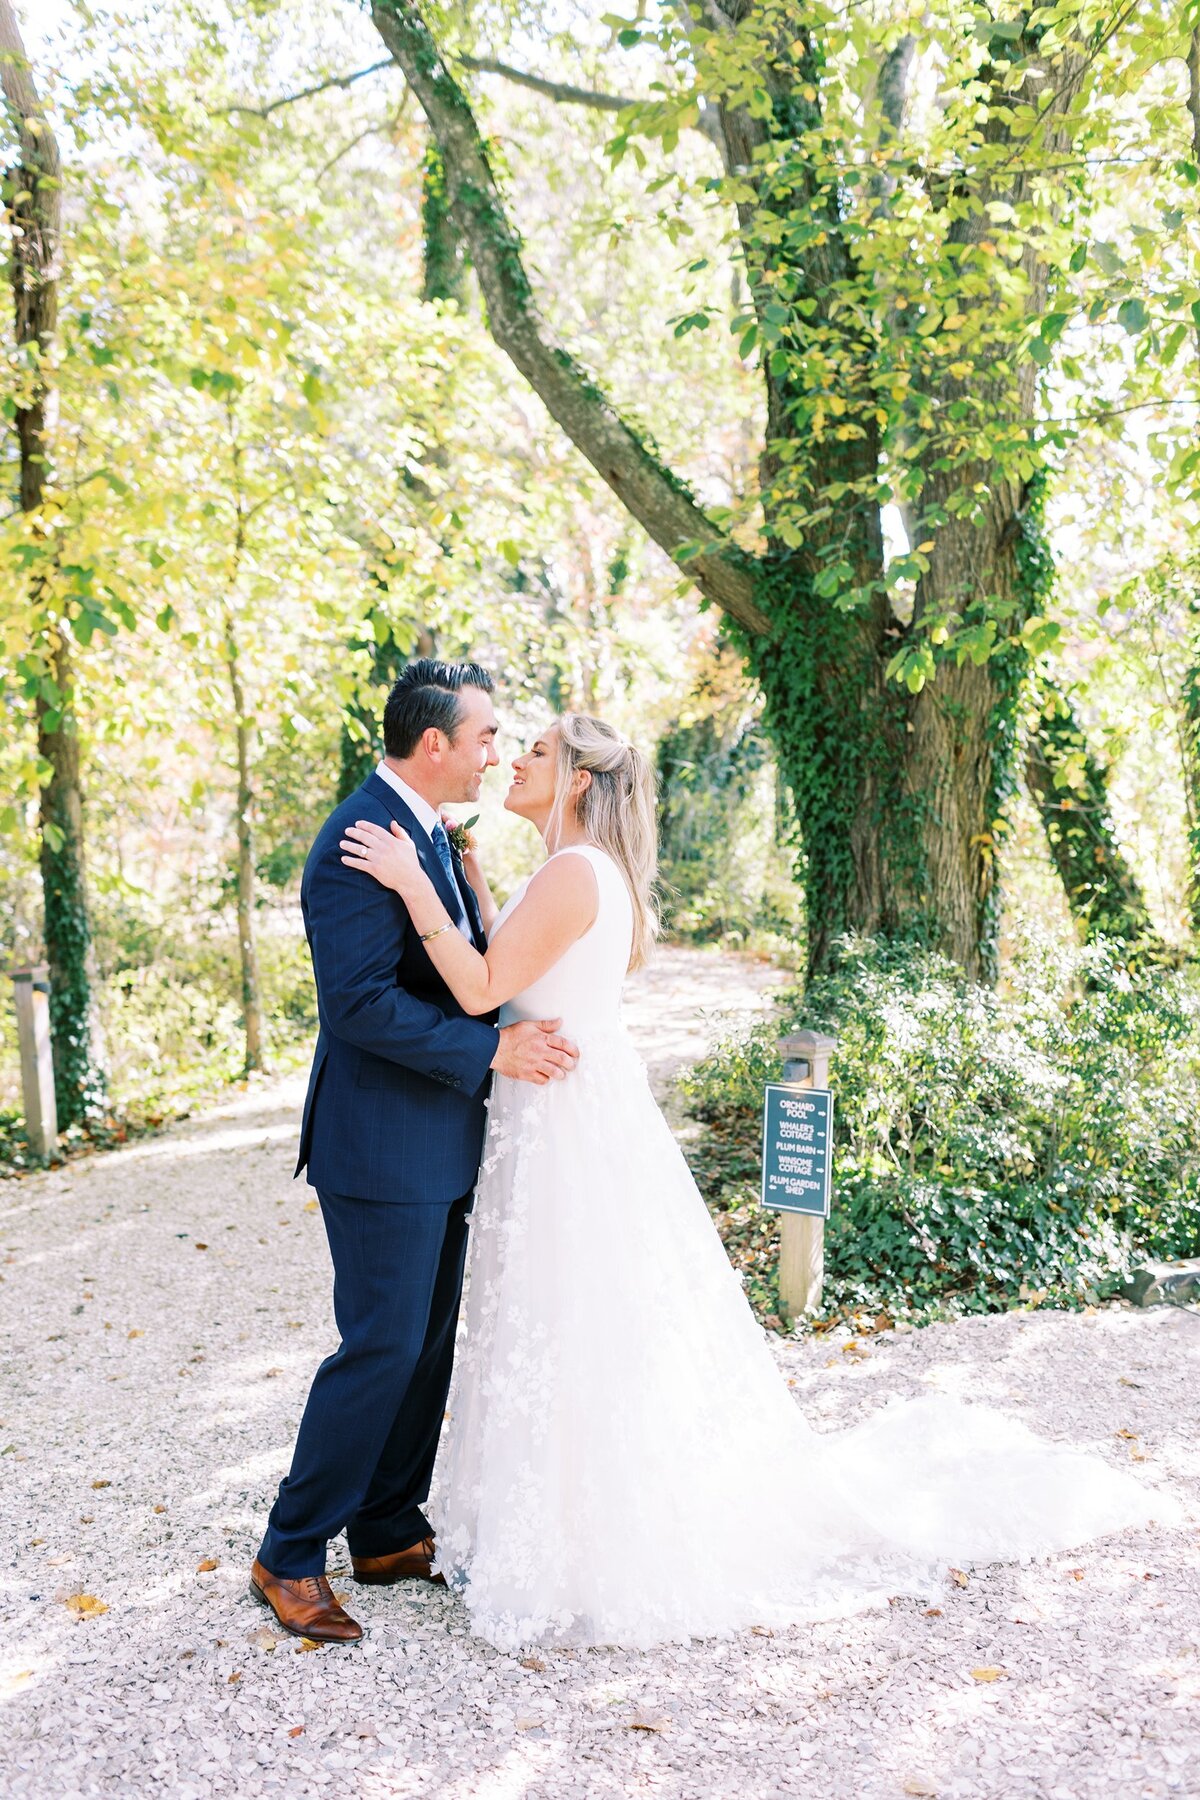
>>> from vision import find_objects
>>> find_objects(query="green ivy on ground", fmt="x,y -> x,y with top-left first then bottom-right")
680,932 -> 1200,1328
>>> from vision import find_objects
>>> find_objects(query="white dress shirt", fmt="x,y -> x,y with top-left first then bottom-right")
375,761 -> 473,941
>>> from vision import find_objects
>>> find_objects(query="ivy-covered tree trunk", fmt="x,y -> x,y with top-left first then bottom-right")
221,403 -> 265,1074
420,138 -> 465,306
2,1 -> 107,1128
1025,678 -> 1162,953
1179,595 -> 1200,937
368,0 -> 1095,982
221,605 -> 265,1074
338,145 -> 458,799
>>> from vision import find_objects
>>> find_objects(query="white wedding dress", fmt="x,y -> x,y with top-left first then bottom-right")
429,845 -> 1168,1651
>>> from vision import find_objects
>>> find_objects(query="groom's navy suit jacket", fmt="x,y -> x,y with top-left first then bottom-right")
295,773 -> 500,1205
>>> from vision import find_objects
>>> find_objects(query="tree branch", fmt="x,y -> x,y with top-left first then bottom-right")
220,46 -> 724,149
460,53 -> 726,148
366,0 -> 769,635
219,57 -> 397,119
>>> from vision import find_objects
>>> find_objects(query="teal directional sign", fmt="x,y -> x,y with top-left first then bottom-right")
761,1084 -> 833,1217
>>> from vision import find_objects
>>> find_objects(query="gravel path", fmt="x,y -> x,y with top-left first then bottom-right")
1,944 -> 1197,1800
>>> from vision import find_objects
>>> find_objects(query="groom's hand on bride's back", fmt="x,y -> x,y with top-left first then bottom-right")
492,1018 -> 579,1084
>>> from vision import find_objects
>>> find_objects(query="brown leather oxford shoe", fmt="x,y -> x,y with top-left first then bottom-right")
249,1557 -> 363,1643
351,1535 -> 446,1586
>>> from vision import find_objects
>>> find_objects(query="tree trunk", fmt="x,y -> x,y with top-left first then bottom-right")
221,606 -> 266,1074
420,138 -> 465,306
1025,678 -> 1163,956
221,401 -> 265,1074
338,143 -> 456,798
1180,595 -> 1200,938
2,0 -> 107,1127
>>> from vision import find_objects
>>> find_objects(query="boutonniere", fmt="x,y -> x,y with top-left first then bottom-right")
445,814 -> 479,857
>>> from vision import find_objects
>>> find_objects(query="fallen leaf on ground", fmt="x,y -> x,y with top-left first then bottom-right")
153,1505 -> 167,1514
29,1538 -> 44,1547
519,1656 -> 546,1671
515,1716 -> 545,1732
628,1709 -> 668,1733
1069,1568 -> 1085,1580
295,1637 -> 323,1653
91,1479 -> 111,1490
303,1200 -> 318,1213
970,1666 -> 1006,1682
1115,1428 -> 1139,1441
750,1624 -> 774,1637
264,1368 -> 284,1379
196,1558 -> 219,1572
127,1329 -> 144,1339
949,1569 -> 969,1588
251,1628 -> 278,1652
1118,1377 -> 1141,1389
228,1671 -> 241,1683
63,1593 -> 108,1619
194,1243 -> 208,1251
903,1780 -> 939,1797
288,1726 -> 304,1737
923,1608 -> 943,1618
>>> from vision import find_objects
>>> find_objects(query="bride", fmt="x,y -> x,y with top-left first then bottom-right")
340,712 -> 1167,1652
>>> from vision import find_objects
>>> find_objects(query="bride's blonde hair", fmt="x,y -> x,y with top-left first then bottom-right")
548,713 -> 659,970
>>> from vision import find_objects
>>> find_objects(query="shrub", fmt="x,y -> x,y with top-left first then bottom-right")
680,932 -> 1200,1323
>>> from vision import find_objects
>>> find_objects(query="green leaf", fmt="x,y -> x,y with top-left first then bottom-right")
1116,298 -> 1148,334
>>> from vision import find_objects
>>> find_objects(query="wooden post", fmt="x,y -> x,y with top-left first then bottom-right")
11,964 -> 58,1163
777,1029 -> 836,1321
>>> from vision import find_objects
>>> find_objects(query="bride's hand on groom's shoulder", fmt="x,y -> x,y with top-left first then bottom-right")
340,818 -> 422,896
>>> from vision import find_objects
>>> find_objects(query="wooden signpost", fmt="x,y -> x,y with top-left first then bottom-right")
10,964 -> 58,1164
762,1029 -> 836,1321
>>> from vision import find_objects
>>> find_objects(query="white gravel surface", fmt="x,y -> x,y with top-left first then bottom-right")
2,945 -> 1198,1800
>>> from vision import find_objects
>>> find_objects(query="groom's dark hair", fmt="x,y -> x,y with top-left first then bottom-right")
383,659 -> 496,760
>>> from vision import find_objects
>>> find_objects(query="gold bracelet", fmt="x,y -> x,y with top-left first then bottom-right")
420,922 -> 453,943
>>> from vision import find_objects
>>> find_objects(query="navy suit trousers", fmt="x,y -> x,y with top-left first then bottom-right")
257,1187 -> 471,1577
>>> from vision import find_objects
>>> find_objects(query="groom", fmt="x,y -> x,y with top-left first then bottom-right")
251,659 -> 579,1642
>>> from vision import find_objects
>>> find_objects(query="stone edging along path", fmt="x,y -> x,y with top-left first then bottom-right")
1,945 -> 1198,1800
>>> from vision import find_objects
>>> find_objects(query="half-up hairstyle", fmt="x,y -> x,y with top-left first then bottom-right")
549,713 -> 659,970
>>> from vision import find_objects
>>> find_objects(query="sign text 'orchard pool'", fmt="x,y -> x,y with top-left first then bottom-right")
760,1084 -> 833,1218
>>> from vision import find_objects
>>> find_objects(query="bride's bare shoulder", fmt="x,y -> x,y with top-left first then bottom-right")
520,851 -> 599,926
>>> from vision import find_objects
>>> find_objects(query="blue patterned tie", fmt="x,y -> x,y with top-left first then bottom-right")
431,822 -> 464,923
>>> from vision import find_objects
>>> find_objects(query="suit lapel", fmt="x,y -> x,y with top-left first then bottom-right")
363,773 -> 464,928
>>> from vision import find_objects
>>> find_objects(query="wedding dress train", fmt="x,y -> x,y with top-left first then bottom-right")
429,845 -> 1169,1650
